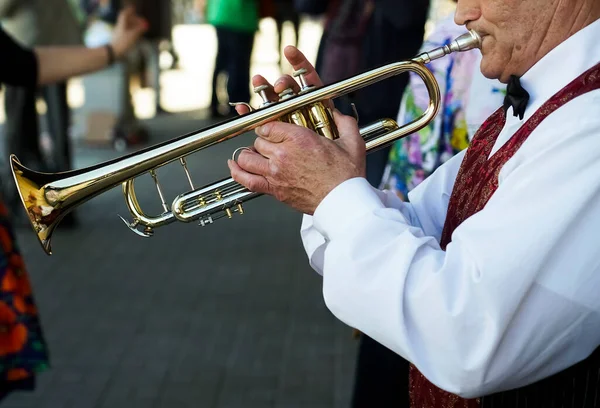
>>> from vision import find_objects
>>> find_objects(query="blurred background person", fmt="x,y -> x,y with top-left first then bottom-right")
202,0 -> 260,119
289,3 -> 429,403
129,0 -> 177,114
0,0 -> 83,226
0,7 -> 145,401
379,5 -> 505,199
80,0 -> 150,146
343,4 -> 430,406
349,3 -> 505,407
274,0 -> 300,68
292,0 -> 340,75
349,0 -> 430,188
317,0 -> 371,86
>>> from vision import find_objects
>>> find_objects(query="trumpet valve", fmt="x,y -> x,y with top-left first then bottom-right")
278,88 -> 295,101
293,68 -> 315,93
254,85 -> 275,108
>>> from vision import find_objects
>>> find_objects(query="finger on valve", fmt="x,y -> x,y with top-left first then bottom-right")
283,46 -> 336,109
233,75 -> 276,116
283,46 -> 324,88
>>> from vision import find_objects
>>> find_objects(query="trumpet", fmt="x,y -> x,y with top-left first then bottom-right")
10,30 -> 481,255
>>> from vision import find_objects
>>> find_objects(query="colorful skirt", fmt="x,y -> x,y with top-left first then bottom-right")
0,201 -> 49,398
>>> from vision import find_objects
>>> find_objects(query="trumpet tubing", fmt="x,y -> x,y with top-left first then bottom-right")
9,30 -> 482,255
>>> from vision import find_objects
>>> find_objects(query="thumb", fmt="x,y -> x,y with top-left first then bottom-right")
332,110 -> 364,153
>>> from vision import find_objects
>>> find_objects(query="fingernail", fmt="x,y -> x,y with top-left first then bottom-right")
256,125 -> 267,136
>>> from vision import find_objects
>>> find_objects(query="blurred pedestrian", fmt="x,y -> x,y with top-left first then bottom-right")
274,0 -> 300,67
203,0 -> 260,118
0,7 -> 146,400
0,0 -> 83,226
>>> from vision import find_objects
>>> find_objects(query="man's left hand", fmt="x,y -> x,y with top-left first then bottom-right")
228,107 -> 366,215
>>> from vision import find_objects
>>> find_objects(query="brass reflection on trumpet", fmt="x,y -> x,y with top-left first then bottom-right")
9,30 -> 482,255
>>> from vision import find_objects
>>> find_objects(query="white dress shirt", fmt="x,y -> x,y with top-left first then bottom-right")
300,19 -> 600,398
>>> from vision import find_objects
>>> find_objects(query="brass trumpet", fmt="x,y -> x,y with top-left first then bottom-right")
10,30 -> 481,255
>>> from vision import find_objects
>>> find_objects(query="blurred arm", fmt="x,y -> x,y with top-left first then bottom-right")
34,45 -> 113,86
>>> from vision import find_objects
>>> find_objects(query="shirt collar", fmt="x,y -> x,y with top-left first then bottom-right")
515,18 -> 600,121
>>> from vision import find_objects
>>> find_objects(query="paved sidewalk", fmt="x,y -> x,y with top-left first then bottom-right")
3,112 -> 358,408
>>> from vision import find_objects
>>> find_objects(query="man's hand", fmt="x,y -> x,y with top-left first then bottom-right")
227,46 -> 367,215
111,6 -> 148,59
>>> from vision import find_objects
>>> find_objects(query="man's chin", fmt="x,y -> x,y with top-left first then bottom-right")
479,58 -> 505,82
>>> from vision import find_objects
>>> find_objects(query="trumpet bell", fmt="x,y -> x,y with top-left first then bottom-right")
9,154 -> 67,255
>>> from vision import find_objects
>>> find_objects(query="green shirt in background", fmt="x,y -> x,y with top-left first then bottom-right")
206,0 -> 259,33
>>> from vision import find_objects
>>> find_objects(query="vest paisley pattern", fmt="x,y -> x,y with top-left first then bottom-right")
409,62 -> 600,408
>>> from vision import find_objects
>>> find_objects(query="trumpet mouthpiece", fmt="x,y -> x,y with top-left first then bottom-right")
449,30 -> 482,52
413,29 -> 482,64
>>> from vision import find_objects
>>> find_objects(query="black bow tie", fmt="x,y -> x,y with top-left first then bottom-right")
503,75 -> 530,120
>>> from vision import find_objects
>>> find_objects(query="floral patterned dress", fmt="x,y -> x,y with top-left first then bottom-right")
0,200 -> 50,399
379,15 -> 506,199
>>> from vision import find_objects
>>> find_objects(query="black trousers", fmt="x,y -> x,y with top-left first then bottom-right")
351,335 -> 410,407
3,85 -> 44,171
3,82 -> 72,172
42,82 -> 72,172
211,27 -> 255,112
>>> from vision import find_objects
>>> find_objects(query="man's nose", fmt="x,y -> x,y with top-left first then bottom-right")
455,0 -> 482,26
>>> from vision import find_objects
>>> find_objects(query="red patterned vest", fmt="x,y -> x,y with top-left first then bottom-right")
409,62 -> 600,408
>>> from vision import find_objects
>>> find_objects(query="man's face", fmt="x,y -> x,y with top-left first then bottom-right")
455,0 -> 555,82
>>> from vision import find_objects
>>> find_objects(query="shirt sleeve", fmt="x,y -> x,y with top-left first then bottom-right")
300,149 -> 466,275
303,96 -> 600,398
0,27 -> 38,88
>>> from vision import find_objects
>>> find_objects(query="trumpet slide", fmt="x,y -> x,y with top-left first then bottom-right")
10,30 -> 481,255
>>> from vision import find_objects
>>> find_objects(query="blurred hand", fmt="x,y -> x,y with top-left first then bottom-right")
110,6 -> 148,59
228,46 -> 366,215
194,0 -> 207,14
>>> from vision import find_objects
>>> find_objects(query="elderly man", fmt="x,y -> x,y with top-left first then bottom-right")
229,0 -> 600,405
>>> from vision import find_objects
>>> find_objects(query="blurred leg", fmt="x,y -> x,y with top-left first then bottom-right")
42,82 -> 71,172
211,27 -> 227,116
140,39 -> 163,112
226,30 -> 254,104
3,86 -> 43,169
